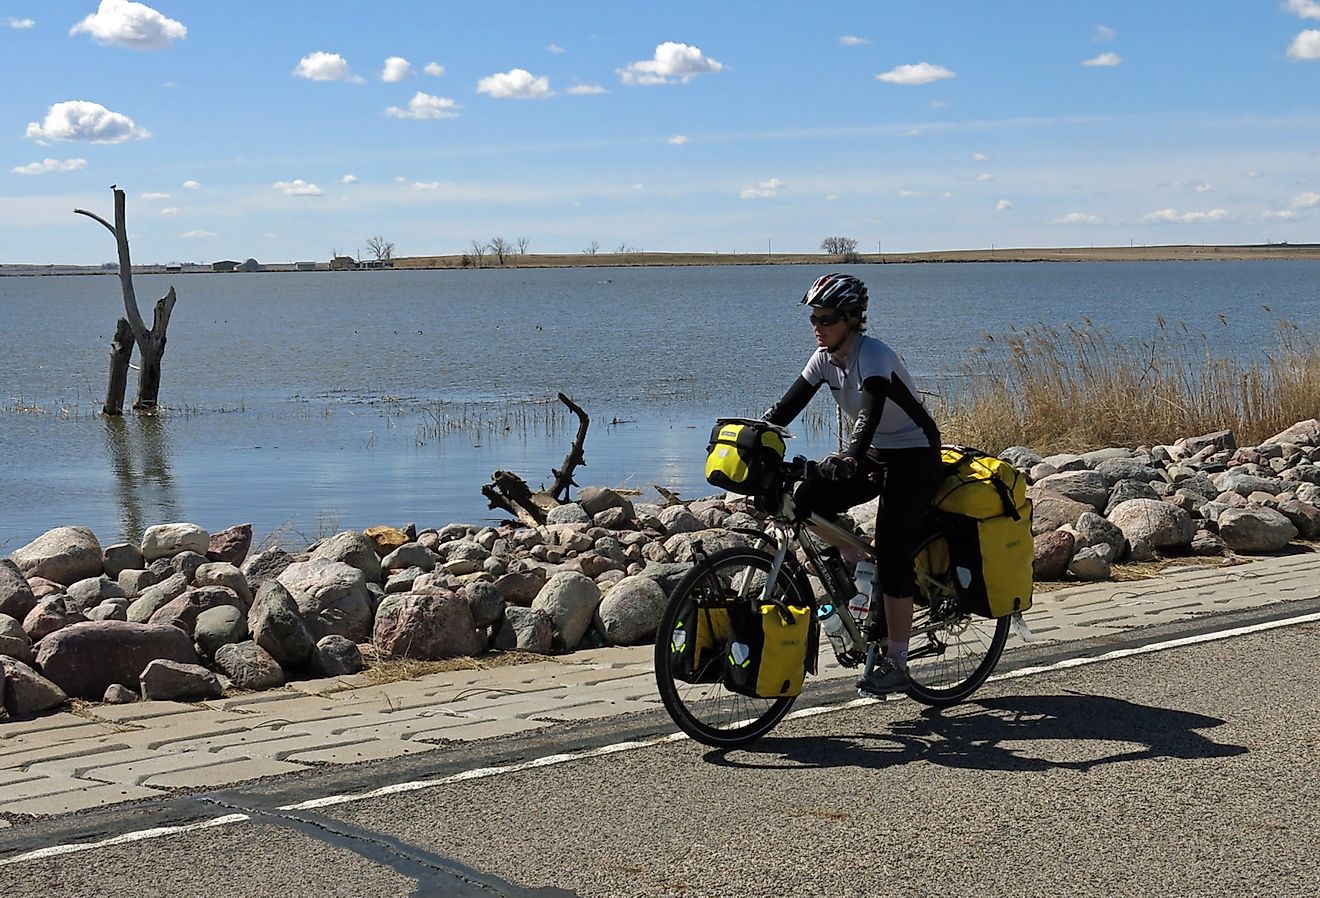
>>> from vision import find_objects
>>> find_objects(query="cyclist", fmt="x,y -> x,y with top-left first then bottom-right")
763,273 -> 941,695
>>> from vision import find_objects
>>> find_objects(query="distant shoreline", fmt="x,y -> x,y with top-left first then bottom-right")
3,243 -> 1320,277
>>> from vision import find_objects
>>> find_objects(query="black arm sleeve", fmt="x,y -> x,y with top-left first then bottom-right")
843,374 -> 890,460
763,376 -> 819,427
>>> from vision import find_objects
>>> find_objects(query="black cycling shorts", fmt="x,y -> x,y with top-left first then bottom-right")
795,446 -> 940,598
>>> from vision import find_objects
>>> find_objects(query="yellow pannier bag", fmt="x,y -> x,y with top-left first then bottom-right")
668,605 -> 731,684
723,601 -> 812,698
705,420 -> 787,495
925,446 -> 1034,618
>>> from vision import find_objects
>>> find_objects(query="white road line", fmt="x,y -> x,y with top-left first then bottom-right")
4,610 -> 1317,866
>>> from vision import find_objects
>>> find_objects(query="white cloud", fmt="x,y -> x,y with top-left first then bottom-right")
996,199 -> 1013,211
972,152 -> 989,161
567,84 -> 607,95
1287,29 -> 1320,60
423,62 -> 445,77
840,35 -> 871,46
1094,24 -> 1117,42
668,135 -> 689,145
160,207 -> 179,215
547,43 -> 565,54
25,100 -> 149,143
141,191 -> 170,199
1194,183 -> 1214,192
385,92 -> 460,119
182,179 -> 200,189
70,1 -> 185,50
1054,212 -> 1102,224
273,179 -> 323,196
1265,210 -> 1299,220
929,99 -> 950,109
293,51 -> 361,82
899,128 -> 922,137
1082,52 -> 1123,67
381,56 -> 412,82
341,174 -> 358,185
1284,1 -> 1320,21
620,42 -> 724,85
181,230 -> 215,238
877,62 -> 956,85
740,178 -> 783,199
1143,208 -> 1231,223
10,158 -> 87,174
411,181 -> 442,190
477,68 -> 552,99
976,173 -> 995,182
7,17 -> 35,29
1291,191 -> 1320,208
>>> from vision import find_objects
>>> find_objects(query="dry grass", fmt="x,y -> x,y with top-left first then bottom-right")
939,317 -> 1320,454
359,650 -> 551,686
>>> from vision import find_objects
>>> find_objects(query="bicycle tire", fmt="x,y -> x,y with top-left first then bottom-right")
903,573 -> 1011,707
654,546 -> 808,748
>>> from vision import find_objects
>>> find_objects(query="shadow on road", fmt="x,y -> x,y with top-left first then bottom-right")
705,691 -> 1248,773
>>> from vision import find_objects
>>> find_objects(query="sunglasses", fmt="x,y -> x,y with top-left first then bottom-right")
809,312 -> 845,327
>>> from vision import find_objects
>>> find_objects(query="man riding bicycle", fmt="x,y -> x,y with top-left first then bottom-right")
763,273 -> 942,695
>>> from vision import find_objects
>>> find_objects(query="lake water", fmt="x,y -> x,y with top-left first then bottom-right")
2,261 -> 1317,550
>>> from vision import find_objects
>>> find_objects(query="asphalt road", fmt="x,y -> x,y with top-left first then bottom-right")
3,606 -> 1318,898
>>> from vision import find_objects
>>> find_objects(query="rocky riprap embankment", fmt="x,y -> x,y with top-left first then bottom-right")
2,418 -> 1317,719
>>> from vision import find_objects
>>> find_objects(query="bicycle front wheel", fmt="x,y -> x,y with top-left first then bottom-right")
654,546 -> 809,748
904,567 -> 1010,707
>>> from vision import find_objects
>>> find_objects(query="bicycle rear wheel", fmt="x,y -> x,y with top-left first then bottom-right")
903,562 -> 1010,707
654,546 -> 808,748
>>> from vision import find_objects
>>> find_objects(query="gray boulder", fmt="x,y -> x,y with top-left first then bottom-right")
464,580 -> 505,628
214,641 -> 284,691
1258,419 -> 1318,448
0,612 -> 25,641
9,526 -> 103,586
1217,507 -> 1299,553
999,446 -> 1043,470
663,528 -> 749,563
545,503 -> 591,525
241,548 -> 295,592
0,559 -> 39,621
1030,492 -> 1093,535
277,559 -> 373,641
0,634 -> 36,667
1107,499 -> 1195,550
149,586 -> 244,635
1041,452 -> 1088,473
1032,471 -> 1109,511
192,562 -> 252,607
1104,479 -> 1162,516
381,542 -> 441,573
36,620 -> 198,699
86,598 -> 129,622
64,575 -> 125,613
140,659 -> 223,701
103,543 -> 145,580
1275,499 -> 1320,540
249,581 -> 316,669
373,591 -> 485,660
309,635 -> 364,677
103,683 -> 139,704
141,523 -> 210,563
312,530 -> 383,584
532,571 -> 601,649
596,575 -> 668,645
657,506 -> 704,535
1095,457 -> 1163,487
497,606 -> 555,654
578,486 -> 635,518
1182,429 -> 1236,455
1215,471 -> 1286,497
193,604 -> 249,660
117,567 -> 159,597
1080,447 -> 1136,469
171,551 -> 209,581
1191,529 -> 1227,556
1074,511 -> 1127,560
2,657 -> 68,716
126,572 -> 190,623
1067,545 -> 1113,581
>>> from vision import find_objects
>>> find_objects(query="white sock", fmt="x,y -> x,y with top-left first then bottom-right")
888,640 -> 909,669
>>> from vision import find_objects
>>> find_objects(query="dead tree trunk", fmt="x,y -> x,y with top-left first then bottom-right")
482,393 -> 592,523
74,188 -> 177,415
549,392 -> 590,502
103,317 -> 134,415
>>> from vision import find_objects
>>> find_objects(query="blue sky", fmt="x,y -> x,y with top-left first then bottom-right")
2,1 -> 1319,264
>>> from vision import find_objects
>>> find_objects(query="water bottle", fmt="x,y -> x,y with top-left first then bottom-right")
817,603 -> 851,659
847,560 -> 877,623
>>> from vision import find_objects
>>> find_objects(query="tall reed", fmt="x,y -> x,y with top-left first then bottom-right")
938,316 -> 1319,454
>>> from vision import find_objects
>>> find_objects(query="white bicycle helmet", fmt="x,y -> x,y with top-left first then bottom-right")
800,273 -> 869,314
